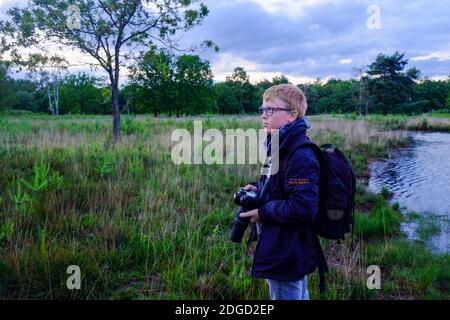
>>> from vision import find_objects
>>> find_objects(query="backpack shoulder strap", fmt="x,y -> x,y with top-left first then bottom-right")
286,138 -> 324,165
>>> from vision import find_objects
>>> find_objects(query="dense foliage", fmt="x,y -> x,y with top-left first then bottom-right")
1,52 -> 449,116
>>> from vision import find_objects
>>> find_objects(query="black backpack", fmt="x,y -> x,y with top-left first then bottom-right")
289,140 -> 356,239
301,142 -> 357,295
308,143 -> 356,241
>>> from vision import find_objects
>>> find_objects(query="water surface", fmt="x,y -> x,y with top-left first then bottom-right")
368,132 -> 450,253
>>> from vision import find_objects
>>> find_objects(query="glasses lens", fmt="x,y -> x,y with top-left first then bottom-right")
259,107 -> 274,116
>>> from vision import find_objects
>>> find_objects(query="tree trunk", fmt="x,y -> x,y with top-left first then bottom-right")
112,44 -> 122,142
112,80 -> 120,142
54,79 -> 59,115
48,86 -> 54,115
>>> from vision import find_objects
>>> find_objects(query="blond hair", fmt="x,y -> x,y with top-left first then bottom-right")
263,84 -> 308,117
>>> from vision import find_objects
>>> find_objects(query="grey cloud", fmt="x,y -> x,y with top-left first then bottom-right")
181,0 -> 450,81
3,0 -> 449,81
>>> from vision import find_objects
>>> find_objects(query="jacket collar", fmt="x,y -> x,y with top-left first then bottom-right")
264,116 -> 310,156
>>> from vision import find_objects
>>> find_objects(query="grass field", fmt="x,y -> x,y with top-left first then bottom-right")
0,113 -> 449,299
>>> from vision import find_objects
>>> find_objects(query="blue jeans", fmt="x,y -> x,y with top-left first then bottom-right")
265,276 -> 310,300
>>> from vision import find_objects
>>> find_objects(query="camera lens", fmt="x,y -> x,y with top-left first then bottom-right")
230,208 -> 250,243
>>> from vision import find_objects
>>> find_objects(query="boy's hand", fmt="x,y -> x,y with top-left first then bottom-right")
240,209 -> 260,223
243,184 -> 258,192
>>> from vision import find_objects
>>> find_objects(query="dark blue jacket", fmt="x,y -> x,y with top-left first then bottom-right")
251,117 -> 321,281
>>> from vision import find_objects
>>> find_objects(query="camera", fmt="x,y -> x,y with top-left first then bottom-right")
230,187 -> 260,243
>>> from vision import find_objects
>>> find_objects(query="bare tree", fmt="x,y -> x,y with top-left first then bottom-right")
352,66 -> 367,116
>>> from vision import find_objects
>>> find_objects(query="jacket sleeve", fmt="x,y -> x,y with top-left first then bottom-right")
258,146 -> 320,225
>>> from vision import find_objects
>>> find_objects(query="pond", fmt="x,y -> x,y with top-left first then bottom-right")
368,132 -> 450,253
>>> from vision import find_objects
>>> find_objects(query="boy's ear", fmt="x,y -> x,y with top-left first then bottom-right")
290,110 -> 298,120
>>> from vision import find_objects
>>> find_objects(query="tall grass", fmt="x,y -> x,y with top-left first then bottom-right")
0,114 -> 448,299
361,113 -> 450,132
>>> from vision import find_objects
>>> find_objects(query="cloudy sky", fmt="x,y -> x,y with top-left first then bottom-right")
1,0 -> 450,83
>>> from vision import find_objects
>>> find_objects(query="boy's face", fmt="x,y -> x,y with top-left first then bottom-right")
261,97 -> 297,132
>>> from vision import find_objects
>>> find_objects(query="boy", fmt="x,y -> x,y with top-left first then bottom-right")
240,84 -> 321,300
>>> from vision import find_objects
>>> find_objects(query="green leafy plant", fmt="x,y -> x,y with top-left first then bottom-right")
9,161 -> 64,217
128,152 -> 144,177
10,179 -> 33,214
19,160 -> 63,192
98,152 -> 116,177
0,220 -> 14,242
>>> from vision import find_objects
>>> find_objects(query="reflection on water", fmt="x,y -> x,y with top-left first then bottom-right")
368,132 -> 450,253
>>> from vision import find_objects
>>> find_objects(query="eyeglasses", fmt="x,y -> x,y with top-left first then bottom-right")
259,106 -> 292,116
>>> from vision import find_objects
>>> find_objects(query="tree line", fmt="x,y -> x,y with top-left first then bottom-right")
1,51 -> 450,116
